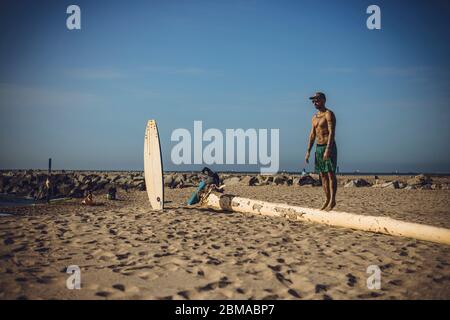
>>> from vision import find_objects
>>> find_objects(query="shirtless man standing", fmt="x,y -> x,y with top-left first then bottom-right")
305,92 -> 338,211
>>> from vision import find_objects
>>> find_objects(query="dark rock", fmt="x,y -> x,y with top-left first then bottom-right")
164,174 -> 175,188
345,179 -> 371,188
273,175 -> 287,185
381,181 -> 400,189
297,175 -> 319,186
256,175 -> 272,186
171,174 -> 186,188
137,182 -> 146,191
223,177 -> 241,186
240,176 -> 258,186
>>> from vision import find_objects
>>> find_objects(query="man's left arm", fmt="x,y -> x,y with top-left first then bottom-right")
324,111 -> 336,160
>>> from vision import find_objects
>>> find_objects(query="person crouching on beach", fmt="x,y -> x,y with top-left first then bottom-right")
82,191 -> 95,205
304,92 -> 338,211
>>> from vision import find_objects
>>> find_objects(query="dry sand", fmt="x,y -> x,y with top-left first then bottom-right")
0,183 -> 449,300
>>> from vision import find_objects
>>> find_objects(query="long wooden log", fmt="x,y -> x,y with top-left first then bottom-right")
205,194 -> 450,246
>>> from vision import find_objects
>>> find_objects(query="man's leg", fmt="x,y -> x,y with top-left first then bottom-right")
320,173 -> 330,210
325,171 -> 337,211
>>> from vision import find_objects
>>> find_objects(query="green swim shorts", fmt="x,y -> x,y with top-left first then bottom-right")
315,143 -> 337,173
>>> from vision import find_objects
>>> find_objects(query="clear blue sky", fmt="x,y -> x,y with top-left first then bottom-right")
0,0 -> 449,173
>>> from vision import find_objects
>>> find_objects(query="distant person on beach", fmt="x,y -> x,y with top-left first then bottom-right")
201,167 -> 220,186
304,92 -> 338,211
187,167 -> 222,205
82,192 -> 95,205
107,186 -> 117,200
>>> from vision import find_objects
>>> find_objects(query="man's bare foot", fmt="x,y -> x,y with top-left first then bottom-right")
325,200 -> 336,211
320,199 -> 330,210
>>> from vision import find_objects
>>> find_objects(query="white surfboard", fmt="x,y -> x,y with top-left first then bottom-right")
144,120 -> 164,210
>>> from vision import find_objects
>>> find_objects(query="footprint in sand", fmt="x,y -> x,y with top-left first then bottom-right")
287,288 -> 301,298
262,294 -> 279,300
346,273 -> 358,287
275,272 -> 292,286
92,249 -> 116,261
177,290 -> 190,299
36,275 -> 55,284
116,253 -> 130,260
315,284 -> 329,293
389,279 -> 403,286
112,284 -> 125,292
96,291 -> 112,298
268,265 -> 282,272
197,277 -> 232,292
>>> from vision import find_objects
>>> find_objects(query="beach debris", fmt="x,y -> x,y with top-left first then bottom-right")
204,193 -> 450,245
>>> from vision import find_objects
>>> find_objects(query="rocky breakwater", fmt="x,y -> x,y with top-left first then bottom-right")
0,170 -> 146,200
343,174 -> 449,190
0,171 -> 323,200
163,172 -> 322,188
1,170 -> 446,201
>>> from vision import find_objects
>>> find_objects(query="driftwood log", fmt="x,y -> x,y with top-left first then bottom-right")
205,193 -> 450,246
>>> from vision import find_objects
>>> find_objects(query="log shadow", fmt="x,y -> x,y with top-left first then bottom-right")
183,194 -> 238,215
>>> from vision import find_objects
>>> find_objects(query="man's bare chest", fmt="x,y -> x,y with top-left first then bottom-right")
313,116 -> 328,129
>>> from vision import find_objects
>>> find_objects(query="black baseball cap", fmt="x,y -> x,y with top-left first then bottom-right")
309,92 -> 326,101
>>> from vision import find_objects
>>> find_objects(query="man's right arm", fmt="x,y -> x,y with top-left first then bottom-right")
307,119 -> 316,152
305,119 -> 315,163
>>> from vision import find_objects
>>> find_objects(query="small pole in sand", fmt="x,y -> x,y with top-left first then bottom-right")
46,158 -> 52,203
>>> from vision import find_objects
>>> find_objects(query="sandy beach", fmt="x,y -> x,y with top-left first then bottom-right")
1,176 -> 449,300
